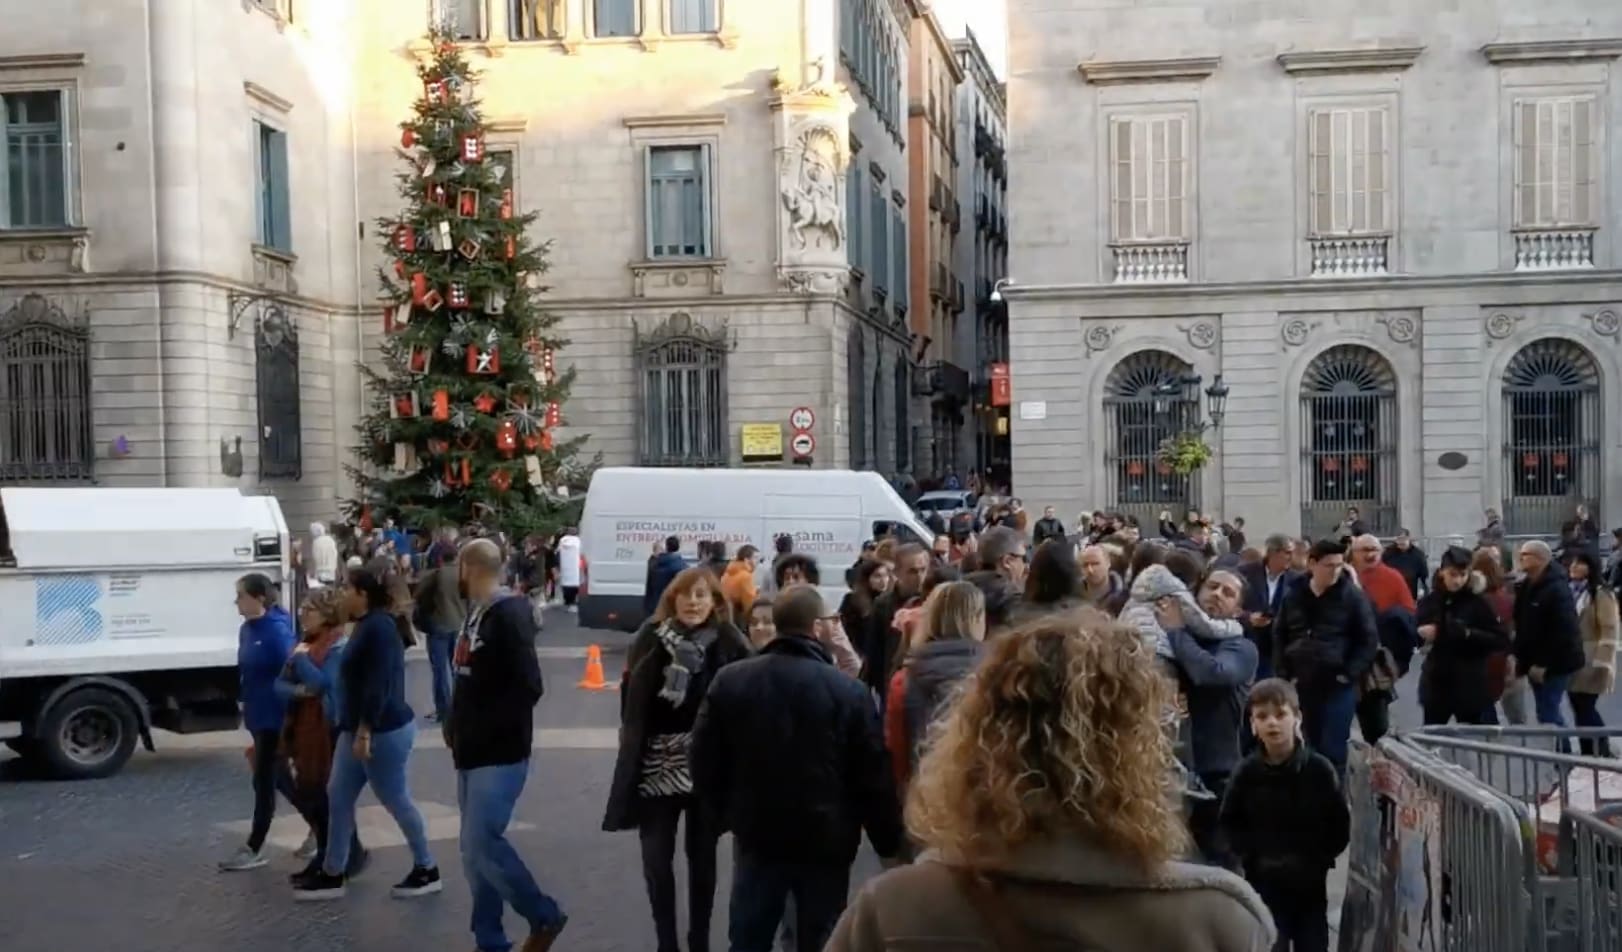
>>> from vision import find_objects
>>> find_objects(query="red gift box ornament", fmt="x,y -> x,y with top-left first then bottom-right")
393,258 -> 406,278
504,236 -> 517,260
458,189 -> 480,218
431,389 -> 450,421
394,223 -> 416,252
545,401 -> 561,427
400,125 -> 416,149
448,282 -> 470,309
490,468 -> 513,492
541,430 -> 554,451
496,419 -> 518,457
460,133 -> 485,163
467,345 -> 500,375
425,80 -> 446,104
410,272 -> 428,304
428,183 -> 447,206
522,431 -> 541,451
499,189 -> 514,220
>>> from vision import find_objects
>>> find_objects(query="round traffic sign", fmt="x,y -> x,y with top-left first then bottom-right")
789,406 -> 816,432
790,432 -> 815,457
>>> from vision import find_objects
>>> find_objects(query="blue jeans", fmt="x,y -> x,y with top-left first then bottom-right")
426,630 -> 455,719
458,762 -> 565,952
1300,680 -> 1358,773
727,849 -> 850,952
1532,672 -> 1574,753
323,722 -> 435,875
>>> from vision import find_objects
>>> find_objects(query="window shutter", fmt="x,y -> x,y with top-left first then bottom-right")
698,142 -> 714,257
643,147 -> 657,257
847,161 -> 862,270
269,129 -> 292,252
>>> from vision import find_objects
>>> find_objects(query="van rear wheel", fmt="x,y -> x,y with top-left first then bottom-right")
39,688 -> 139,780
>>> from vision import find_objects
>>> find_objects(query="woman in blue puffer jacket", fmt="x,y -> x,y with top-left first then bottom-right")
220,573 -> 296,872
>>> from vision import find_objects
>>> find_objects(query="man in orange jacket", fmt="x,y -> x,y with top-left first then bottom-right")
720,545 -> 760,622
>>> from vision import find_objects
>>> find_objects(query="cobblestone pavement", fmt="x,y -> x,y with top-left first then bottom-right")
2,609 -> 1617,951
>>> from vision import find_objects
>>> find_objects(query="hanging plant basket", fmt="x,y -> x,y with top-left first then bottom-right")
1156,432 -> 1214,477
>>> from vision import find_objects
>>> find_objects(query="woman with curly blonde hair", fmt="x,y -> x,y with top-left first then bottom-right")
827,611 -> 1275,952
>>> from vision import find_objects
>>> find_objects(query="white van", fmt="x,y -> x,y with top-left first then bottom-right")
579,467 -> 935,631
0,487 -> 290,779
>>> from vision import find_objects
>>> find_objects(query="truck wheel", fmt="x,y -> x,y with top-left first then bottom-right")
38,688 -> 139,780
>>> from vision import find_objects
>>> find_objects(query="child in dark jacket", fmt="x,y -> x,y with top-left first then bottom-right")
1220,678 -> 1350,952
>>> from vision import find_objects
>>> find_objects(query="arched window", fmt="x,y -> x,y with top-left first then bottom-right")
1502,338 -> 1601,535
634,312 -> 728,467
255,306 -> 302,480
1298,345 -> 1398,536
847,326 -> 869,469
0,294 -> 92,483
1103,350 -> 1197,525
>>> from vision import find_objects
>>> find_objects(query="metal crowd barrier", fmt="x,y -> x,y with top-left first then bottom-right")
1341,728 -> 1622,952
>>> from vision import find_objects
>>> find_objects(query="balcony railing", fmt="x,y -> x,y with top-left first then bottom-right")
1111,241 -> 1190,283
1309,235 -> 1390,277
924,360 -> 972,403
1514,227 -> 1596,271
951,279 -> 965,313
931,263 -> 949,300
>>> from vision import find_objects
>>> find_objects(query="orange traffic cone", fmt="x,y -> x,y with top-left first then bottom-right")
577,644 -> 615,691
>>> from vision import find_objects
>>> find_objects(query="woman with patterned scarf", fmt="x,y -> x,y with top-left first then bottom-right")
275,587 -> 367,883
603,566 -> 751,952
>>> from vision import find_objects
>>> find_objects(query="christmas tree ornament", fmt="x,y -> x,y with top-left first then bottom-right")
451,404 -> 474,429
427,438 -> 450,455
392,442 -> 418,475
460,133 -> 485,163
393,223 -> 416,252
458,189 -> 480,218
541,429 -> 555,451
383,304 -> 405,334
522,431 -> 541,452
545,401 -> 561,427
542,346 -> 556,381
525,455 -> 543,484
428,477 -> 449,498
508,404 -> 542,435
473,391 -> 499,414
448,282 -> 470,309
450,161 -> 469,180
507,384 -> 532,408
484,327 -> 500,346
428,183 -> 448,206
484,288 -> 506,314
431,388 -> 450,421
449,315 -> 474,340
496,418 -> 518,456
504,236 -> 517,260
456,431 -> 479,451
390,392 -> 421,419
467,344 -> 500,375
401,126 -> 416,149
431,220 -> 452,252
417,156 -> 438,180
422,288 -> 444,311
407,345 -> 431,375
489,468 -> 513,492
359,504 -> 374,533
499,189 -> 514,220
458,237 -> 482,260
424,79 -> 447,104
410,272 -> 427,303
394,258 -> 407,278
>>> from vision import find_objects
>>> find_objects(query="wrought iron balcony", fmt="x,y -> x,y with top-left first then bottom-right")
1309,235 -> 1390,277
1111,241 -> 1190,283
923,360 -> 971,404
1514,227 -> 1596,271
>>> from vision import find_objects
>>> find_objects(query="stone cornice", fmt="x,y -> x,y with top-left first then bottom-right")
1481,38 -> 1622,65
484,117 -> 529,134
623,113 -> 726,130
1077,56 -> 1220,85
1277,46 -> 1425,75
0,52 -> 86,71
243,81 -> 293,114
1003,268 -> 1622,304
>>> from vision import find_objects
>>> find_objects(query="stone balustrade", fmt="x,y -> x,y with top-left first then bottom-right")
1111,241 -> 1190,283
1309,235 -> 1389,277
1514,228 -> 1596,271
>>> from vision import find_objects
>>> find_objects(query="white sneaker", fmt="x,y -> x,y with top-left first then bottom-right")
294,833 -> 318,861
565,604 -> 577,614
218,846 -> 268,872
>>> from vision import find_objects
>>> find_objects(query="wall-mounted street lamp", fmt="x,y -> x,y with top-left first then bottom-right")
988,278 -> 1013,303
1152,372 -> 1229,431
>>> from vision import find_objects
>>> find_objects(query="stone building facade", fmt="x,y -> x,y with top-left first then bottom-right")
906,7 -> 966,476
1005,0 -> 1622,541
0,0 -> 917,532
951,28 -> 1008,482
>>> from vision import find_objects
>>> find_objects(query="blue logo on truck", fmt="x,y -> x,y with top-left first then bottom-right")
35,576 -> 104,646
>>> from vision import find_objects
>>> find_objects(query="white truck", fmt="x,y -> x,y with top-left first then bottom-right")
0,487 -> 290,779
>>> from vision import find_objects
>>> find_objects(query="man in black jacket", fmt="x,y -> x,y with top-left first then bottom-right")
1239,534 -> 1299,680
1381,529 -> 1429,600
1270,539 -> 1378,776
1031,506 -> 1066,546
691,585 -> 902,952
862,543 -> 929,698
1512,540 -> 1586,751
450,539 -> 567,952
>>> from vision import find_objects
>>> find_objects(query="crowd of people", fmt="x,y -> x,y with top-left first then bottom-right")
227,498 -> 1619,952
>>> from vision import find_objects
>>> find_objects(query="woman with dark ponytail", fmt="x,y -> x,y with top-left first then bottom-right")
219,573 -> 296,872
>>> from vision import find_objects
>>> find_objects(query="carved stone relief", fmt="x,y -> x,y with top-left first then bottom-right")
781,125 -> 845,253
1179,320 -> 1218,352
1584,308 -> 1621,340
1280,317 -> 1322,349
1376,312 -> 1417,345
1083,323 -> 1121,357
1484,311 -> 1524,344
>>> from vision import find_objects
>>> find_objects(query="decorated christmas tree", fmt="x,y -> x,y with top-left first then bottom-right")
345,30 -> 591,539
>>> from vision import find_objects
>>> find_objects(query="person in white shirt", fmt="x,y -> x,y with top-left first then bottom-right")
309,522 -> 339,586
555,529 -> 582,613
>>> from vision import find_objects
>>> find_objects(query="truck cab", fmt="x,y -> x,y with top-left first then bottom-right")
0,487 -> 290,779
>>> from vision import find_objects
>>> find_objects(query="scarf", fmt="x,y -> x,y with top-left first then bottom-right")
655,621 -> 717,708
280,624 -> 344,792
